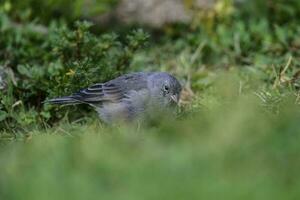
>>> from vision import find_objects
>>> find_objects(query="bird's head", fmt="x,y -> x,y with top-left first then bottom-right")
148,72 -> 182,108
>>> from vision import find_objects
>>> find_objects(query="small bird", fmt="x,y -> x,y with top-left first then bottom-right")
47,72 -> 182,123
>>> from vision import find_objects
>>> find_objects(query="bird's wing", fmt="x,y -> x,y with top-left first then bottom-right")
70,72 -> 150,105
71,82 -> 124,104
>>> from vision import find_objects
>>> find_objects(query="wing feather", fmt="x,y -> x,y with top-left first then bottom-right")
71,83 -> 124,104
67,72 -> 149,105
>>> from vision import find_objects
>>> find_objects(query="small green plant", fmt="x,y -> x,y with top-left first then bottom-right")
3,0 -> 119,24
0,12 -> 148,131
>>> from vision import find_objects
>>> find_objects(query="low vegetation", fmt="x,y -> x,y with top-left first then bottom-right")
1,0 -> 300,199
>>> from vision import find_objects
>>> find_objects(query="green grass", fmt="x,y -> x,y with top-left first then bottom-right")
2,0 -> 300,199
1,80 -> 300,200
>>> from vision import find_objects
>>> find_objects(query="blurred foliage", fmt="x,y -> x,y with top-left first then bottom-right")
2,0 -> 118,24
1,89 -> 300,199
132,0 -> 300,90
237,0 -> 300,24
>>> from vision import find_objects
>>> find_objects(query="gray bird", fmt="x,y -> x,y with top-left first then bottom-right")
47,72 -> 182,123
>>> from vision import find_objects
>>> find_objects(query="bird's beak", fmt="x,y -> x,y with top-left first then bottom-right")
170,94 -> 179,104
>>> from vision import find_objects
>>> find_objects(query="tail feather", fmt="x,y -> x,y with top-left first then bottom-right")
45,96 -> 80,105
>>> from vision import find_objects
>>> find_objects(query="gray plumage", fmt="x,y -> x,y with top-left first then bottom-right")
47,72 -> 182,123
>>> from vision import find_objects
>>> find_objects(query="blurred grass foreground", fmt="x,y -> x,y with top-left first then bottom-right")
1,0 -> 300,199
1,93 -> 300,200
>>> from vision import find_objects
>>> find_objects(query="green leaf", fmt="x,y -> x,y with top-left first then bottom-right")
17,65 -> 31,77
0,110 -> 8,121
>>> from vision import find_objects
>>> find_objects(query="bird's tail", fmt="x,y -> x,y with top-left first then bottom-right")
45,96 -> 80,105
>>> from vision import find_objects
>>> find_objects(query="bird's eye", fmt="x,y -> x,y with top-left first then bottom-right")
164,85 -> 170,93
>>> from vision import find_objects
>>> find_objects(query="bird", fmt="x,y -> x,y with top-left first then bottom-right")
46,72 -> 182,123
